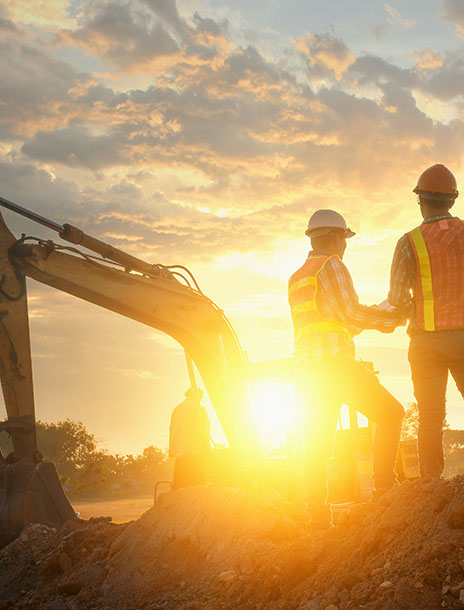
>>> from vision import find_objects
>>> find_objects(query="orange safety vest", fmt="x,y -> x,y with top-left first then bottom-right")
288,255 -> 351,352
407,217 -> 464,331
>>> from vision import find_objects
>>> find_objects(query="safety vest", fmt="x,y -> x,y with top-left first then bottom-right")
407,217 -> 464,331
288,255 -> 351,352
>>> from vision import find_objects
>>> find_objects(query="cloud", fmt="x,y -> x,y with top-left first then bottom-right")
60,1 -> 180,70
2,0 -> 464,263
440,0 -> 464,37
418,55 -> 464,101
0,159 -> 101,231
348,55 -> 412,87
0,28 -> 88,140
384,4 -> 415,29
296,32 -> 355,81
6,0 -> 76,29
349,51 -> 464,102
21,127 -> 129,169
58,0 -> 229,72
411,49 -> 444,71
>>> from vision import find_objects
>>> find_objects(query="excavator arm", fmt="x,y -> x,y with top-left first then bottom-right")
0,207 -> 256,542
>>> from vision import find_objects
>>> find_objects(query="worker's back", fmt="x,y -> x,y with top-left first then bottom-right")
169,398 -> 211,458
408,217 -> 464,331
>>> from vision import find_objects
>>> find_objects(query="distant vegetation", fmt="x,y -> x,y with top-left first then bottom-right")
0,419 -> 170,499
2,412 -> 464,499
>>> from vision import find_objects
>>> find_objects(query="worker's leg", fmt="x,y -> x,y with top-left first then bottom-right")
409,334 -> 448,478
303,393 -> 341,509
334,356 -> 404,493
296,358 -> 341,524
447,330 -> 464,401
172,456 -> 191,489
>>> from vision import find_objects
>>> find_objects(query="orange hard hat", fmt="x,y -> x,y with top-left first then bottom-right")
413,164 -> 459,198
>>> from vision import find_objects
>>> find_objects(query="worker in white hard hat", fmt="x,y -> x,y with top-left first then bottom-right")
288,209 -> 405,529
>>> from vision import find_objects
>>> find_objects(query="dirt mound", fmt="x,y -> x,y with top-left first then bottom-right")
2,478 -> 464,609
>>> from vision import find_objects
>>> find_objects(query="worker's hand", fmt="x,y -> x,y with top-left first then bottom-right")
379,311 -> 407,332
377,299 -> 396,312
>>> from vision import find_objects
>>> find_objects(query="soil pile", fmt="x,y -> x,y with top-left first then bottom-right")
2,478 -> 464,609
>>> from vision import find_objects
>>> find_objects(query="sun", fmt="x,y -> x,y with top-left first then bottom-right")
249,380 -> 371,453
250,381 -> 297,451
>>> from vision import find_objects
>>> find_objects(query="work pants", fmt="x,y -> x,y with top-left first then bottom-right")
409,330 -> 464,478
296,354 -> 404,510
172,454 -> 207,489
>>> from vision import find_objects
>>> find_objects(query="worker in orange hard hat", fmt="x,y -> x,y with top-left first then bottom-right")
289,210 -> 404,529
389,163 -> 464,479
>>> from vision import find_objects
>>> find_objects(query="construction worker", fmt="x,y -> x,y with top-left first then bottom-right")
169,387 -> 211,489
389,164 -> 464,479
289,209 -> 404,529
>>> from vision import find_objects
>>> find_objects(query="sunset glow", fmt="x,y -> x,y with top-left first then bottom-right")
251,382 -> 296,451
1,0 -> 463,454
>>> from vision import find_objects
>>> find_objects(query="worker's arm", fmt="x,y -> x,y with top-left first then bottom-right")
318,258 -> 403,333
388,234 -> 415,319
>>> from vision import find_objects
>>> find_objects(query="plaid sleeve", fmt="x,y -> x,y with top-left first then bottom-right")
317,257 -> 400,332
388,234 -> 415,315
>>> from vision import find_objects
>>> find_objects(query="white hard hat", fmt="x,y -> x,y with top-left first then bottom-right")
305,209 -> 355,238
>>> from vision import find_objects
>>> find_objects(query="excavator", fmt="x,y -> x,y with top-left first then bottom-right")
0,197 -> 418,544
0,196 -> 261,544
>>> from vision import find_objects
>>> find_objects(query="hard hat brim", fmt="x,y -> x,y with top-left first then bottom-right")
413,187 -> 459,199
305,227 -> 356,238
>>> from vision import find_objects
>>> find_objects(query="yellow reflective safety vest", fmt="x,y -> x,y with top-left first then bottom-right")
407,217 -> 464,331
288,255 -> 351,353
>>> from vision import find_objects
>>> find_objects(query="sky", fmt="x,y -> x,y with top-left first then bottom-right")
0,0 -> 464,454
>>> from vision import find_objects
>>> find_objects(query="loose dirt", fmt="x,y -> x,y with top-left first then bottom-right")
2,478 -> 464,609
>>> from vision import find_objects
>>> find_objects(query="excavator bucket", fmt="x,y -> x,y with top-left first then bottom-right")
0,416 -> 76,545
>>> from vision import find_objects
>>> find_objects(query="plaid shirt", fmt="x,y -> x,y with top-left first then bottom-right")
297,251 -> 400,359
388,214 -> 454,334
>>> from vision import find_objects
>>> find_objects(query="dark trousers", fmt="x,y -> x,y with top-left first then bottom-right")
409,330 -> 464,478
172,454 -> 207,489
296,354 -> 404,509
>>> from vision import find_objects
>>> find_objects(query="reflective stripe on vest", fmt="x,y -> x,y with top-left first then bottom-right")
288,255 -> 351,347
409,226 -> 435,331
407,217 -> 464,331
